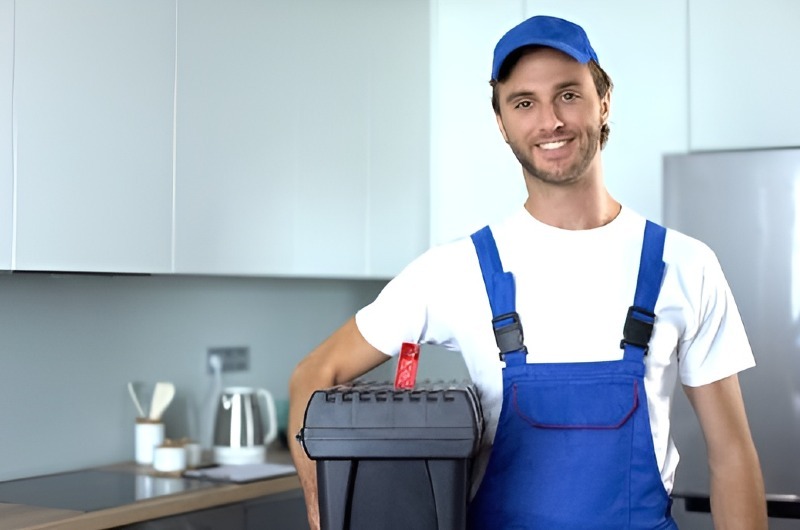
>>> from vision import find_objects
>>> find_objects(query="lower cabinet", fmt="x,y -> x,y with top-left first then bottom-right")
245,489 -> 310,530
118,503 -> 245,530
117,489 -> 308,530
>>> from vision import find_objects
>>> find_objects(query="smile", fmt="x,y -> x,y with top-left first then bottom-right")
537,140 -> 570,150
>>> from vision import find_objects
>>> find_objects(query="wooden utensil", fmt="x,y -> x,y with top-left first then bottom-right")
149,381 -> 176,421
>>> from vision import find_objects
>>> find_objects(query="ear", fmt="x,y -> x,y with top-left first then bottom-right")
495,112 -> 510,143
599,90 -> 611,125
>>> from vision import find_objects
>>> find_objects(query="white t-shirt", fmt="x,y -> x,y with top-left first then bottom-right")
355,206 -> 755,494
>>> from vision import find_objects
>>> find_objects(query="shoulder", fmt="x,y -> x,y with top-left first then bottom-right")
663,226 -> 719,269
619,207 -> 721,272
387,231 -> 482,294
412,210 -> 533,273
412,234 -> 478,272
623,209 -> 727,307
661,224 -> 730,302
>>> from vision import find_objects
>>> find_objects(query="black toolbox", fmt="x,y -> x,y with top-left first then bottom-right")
300,380 -> 483,530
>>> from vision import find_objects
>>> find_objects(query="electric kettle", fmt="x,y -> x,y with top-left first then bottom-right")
213,386 -> 278,465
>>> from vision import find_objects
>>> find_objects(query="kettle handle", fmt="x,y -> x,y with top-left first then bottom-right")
257,388 -> 278,446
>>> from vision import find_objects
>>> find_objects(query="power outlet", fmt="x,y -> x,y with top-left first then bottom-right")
207,346 -> 250,373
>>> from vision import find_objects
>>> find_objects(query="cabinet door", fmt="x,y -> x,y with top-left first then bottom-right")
174,0 -> 429,278
13,0 -> 175,273
362,0 -> 430,278
689,0 -> 800,150
245,489 -> 309,530
119,502 -> 246,530
0,0 -> 12,269
175,0 -> 365,277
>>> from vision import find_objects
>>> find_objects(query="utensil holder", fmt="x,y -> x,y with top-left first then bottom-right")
135,419 -> 165,465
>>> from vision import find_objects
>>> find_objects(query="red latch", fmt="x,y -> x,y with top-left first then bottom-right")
394,342 -> 420,390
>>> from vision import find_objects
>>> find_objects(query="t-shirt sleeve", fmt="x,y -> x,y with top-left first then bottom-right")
355,247 -> 437,357
678,248 -> 756,387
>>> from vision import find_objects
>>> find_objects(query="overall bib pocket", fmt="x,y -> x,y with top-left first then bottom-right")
506,378 -> 640,525
512,378 -> 639,429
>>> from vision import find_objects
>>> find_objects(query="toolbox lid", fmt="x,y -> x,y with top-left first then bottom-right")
301,381 -> 483,460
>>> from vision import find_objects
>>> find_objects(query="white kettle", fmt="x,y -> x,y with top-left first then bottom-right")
212,386 -> 277,465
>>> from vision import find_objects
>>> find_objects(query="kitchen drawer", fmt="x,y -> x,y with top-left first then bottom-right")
115,490 -> 308,530
245,489 -> 309,530
117,503 -> 245,530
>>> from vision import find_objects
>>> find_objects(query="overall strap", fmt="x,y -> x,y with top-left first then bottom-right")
471,226 -> 527,366
621,221 -> 667,362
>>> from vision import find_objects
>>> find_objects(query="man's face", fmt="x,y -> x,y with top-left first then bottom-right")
494,47 -> 610,186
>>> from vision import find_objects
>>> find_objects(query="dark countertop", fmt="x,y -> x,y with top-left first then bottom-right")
0,449 -> 300,530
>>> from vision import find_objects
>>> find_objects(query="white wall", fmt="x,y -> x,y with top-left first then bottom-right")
0,275 -> 380,480
0,273 -> 469,481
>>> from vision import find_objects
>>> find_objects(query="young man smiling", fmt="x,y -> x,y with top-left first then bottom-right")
493,45 -> 613,229
290,15 -> 767,529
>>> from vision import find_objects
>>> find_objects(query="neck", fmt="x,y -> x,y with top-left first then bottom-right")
522,165 -> 621,230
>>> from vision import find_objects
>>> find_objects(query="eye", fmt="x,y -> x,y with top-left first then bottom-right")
562,92 -> 579,102
514,100 -> 532,109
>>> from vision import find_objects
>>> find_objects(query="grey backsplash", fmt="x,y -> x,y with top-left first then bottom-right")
0,273 -> 469,481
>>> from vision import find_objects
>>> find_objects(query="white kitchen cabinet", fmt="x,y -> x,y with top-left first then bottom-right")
688,0 -> 800,151
0,0 -> 13,269
342,0 -> 430,279
174,0 -> 429,278
429,0 -> 688,244
12,0 -> 175,273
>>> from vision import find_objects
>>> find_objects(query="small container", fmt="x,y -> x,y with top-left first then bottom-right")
394,342 -> 421,390
135,419 -> 165,465
184,442 -> 202,468
153,443 -> 187,473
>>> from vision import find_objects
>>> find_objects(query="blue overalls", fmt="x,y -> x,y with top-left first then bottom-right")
467,221 -> 678,530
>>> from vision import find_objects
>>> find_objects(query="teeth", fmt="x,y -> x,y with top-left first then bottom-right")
539,140 -> 568,150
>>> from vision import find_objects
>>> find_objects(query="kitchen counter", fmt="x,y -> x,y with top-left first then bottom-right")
0,450 -> 301,530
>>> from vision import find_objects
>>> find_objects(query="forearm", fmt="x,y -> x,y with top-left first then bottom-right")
288,360 -> 333,530
288,318 -> 390,530
289,433 -> 320,530
708,439 -> 767,529
683,376 -> 767,529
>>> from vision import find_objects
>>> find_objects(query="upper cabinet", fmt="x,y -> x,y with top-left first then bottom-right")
360,1 -> 431,278
13,0 -> 175,273
688,0 -> 800,151
174,0 -> 429,278
0,0 -> 13,269
7,0 -> 428,277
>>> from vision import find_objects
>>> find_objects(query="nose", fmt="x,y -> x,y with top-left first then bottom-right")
538,102 -> 564,131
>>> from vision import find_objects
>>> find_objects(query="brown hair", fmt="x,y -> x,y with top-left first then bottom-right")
490,47 -> 614,149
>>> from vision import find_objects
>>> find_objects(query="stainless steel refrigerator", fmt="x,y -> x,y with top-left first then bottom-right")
663,148 -> 800,529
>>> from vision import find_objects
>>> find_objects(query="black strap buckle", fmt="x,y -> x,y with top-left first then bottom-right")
620,305 -> 656,354
492,312 -> 528,361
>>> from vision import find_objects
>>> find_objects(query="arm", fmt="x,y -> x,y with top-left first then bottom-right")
288,317 -> 391,530
683,374 -> 767,529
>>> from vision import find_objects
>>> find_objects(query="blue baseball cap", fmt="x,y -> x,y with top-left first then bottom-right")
491,15 -> 599,81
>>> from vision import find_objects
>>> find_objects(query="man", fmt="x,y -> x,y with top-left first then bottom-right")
289,15 -> 767,529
